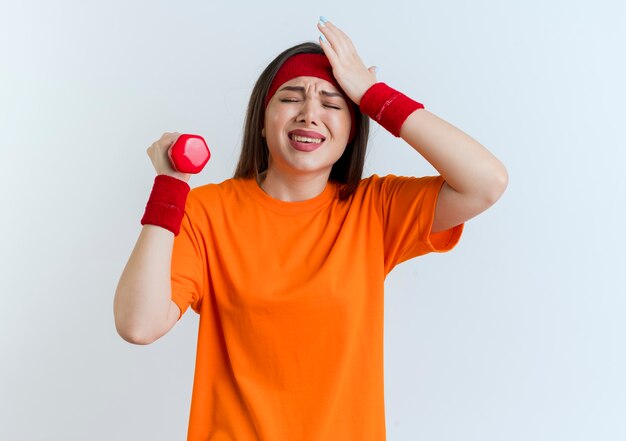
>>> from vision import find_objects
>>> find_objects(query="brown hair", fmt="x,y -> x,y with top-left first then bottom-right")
233,42 -> 370,200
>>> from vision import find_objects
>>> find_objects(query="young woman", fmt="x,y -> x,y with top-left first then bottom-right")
115,17 -> 508,441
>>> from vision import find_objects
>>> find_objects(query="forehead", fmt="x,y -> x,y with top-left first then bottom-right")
279,76 -> 340,93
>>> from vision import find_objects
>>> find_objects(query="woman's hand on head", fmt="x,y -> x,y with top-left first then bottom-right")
317,17 -> 377,105
146,132 -> 192,183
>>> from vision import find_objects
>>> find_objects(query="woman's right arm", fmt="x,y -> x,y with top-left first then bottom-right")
114,225 -> 181,345
114,132 -> 190,345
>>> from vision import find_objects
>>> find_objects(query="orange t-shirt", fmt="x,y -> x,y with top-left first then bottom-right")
171,174 -> 463,441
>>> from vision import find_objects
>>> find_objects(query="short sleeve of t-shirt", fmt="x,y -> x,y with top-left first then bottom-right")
375,174 -> 464,273
170,191 -> 207,319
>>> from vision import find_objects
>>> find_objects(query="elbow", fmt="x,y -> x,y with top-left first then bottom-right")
114,312 -> 161,345
114,289 -> 166,345
116,325 -> 159,345
485,165 -> 509,206
476,167 -> 509,211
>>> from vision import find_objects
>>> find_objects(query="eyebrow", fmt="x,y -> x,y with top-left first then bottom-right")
277,85 -> 343,98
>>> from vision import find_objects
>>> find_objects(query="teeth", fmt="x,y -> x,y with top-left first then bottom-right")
292,135 -> 323,144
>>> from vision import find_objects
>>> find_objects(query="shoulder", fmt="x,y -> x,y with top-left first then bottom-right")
189,177 -> 251,200
356,174 -> 444,196
185,177 -> 253,215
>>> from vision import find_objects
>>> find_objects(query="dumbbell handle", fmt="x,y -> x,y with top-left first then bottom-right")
168,134 -> 211,174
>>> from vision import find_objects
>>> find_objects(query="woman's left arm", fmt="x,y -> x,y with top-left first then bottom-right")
318,18 -> 509,233
399,110 -> 508,232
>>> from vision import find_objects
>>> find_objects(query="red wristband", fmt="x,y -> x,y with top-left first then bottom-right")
140,175 -> 190,236
359,82 -> 425,137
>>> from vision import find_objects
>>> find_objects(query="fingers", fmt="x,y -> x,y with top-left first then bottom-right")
147,132 -> 181,156
145,132 -> 191,180
316,18 -> 377,104
318,32 -> 338,65
317,19 -> 354,54
318,25 -> 341,60
317,18 -> 365,72
161,132 -> 181,143
157,132 -> 181,150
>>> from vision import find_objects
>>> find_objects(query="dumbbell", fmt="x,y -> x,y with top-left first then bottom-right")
168,134 -> 211,174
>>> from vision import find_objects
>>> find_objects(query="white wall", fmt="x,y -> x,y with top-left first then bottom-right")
1,0 -> 625,439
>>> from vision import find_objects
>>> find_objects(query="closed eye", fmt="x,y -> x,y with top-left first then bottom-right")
280,99 -> 341,109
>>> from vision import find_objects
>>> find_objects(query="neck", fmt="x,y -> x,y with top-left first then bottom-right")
258,168 -> 331,202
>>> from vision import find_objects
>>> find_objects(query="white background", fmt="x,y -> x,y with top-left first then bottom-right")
1,0 -> 625,439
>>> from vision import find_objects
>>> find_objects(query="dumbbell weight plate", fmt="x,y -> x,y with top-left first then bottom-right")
168,134 -> 211,174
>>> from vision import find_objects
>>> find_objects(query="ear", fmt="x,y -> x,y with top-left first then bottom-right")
261,127 -> 266,137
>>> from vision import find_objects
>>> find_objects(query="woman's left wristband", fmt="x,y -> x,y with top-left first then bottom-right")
359,82 -> 425,137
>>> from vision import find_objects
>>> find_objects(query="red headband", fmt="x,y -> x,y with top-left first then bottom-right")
264,53 -> 356,143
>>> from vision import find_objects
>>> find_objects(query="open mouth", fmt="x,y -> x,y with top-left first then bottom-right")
288,133 -> 326,144
288,132 -> 326,152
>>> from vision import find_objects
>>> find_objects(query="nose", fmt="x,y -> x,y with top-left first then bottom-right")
296,98 -> 320,126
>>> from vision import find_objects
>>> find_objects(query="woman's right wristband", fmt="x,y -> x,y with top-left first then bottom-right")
140,174 -> 190,236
